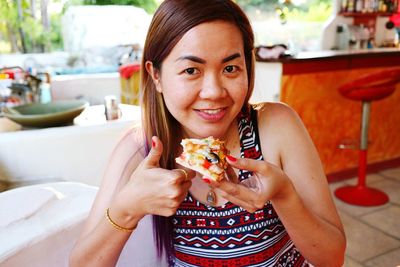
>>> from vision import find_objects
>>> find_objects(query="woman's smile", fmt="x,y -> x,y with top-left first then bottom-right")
194,108 -> 227,122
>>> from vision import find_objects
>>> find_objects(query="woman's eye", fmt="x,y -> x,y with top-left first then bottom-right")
184,68 -> 198,75
224,65 -> 238,73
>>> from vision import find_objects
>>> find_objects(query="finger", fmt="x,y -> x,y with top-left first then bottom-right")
219,181 -> 266,211
212,179 -> 260,206
225,165 -> 239,183
186,169 -> 196,180
215,188 -> 259,213
240,175 -> 262,193
175,161 -> 197,179
226,154 -> 270,174
173,168 -> 196,183
176,169 -> 188,182
174,167 -> 196,180
145,136 -> 164,167
179,180 -> 193,197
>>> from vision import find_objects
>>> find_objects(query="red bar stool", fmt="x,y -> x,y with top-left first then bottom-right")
335,68 -> 400,206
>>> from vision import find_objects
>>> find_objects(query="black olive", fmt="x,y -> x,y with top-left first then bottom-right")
206,152 -> 220,163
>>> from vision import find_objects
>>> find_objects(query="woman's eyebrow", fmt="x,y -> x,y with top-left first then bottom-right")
176,53 -> 241,64
222,53 -> 241,63
176,55 -> 206,64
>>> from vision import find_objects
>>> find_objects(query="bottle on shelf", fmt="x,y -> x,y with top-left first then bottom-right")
355,0 -> 363,12
340,0 -> 399,13
336,24 -> 351,50
341,0 -> 348,12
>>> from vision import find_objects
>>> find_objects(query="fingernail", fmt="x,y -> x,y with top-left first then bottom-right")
152,140 -> 156,148
203,178 -> 211,184
226,155 -> 237,162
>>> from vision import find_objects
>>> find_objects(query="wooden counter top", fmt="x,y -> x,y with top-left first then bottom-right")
257,48 -> 400,74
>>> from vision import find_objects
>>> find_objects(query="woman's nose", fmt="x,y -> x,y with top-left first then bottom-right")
199,73 -> 226,99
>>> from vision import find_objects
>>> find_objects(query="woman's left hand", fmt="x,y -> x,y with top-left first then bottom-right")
210,155 -> 294,213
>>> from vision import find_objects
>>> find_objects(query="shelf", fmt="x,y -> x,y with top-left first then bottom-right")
339,12 -> 393,17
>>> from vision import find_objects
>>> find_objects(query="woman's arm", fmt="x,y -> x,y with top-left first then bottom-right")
69,129 -> 194,267
69,127 -> 147,267
262,102 -> 346,267
213,102 -> 346,267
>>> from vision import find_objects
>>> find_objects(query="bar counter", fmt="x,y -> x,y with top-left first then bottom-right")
257,48 -> 400,181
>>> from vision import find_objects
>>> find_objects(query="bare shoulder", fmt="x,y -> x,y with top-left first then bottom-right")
256,102 -> 302,128
255,102 -> 307,145
254,102 -> 321,173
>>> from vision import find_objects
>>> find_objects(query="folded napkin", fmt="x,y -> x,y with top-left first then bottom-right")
256,44 -> 288,60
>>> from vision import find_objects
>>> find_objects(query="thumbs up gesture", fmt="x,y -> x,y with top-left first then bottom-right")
118,136 -> 196,218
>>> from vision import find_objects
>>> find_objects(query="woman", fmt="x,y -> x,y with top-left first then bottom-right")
70,1 -> 346,266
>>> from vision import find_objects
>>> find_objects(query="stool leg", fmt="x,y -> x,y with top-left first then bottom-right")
357,149 -> 367,188
357,101 -> 370,188
335,101 -> 389,206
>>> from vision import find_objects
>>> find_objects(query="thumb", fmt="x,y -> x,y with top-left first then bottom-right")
145,136 -> 163,167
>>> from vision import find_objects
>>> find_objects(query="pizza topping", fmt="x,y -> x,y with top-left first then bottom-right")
175,136 -> 228,181
206,152 -> 220,164
202,160 -> 212,169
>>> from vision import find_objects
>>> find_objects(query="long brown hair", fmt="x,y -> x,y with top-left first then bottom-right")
140,0 -> 255,261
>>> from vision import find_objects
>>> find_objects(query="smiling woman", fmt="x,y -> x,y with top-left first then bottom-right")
69,1 -> 345,266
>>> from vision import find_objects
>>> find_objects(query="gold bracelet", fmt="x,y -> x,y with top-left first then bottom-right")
105,208 -> 136,233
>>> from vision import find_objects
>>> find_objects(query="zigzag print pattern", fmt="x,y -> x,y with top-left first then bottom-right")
172,107 -> 309,266
175,225 -> 285,249
237,109 -> 263,181
175,206 -> 245,217
174,218 -> 281,235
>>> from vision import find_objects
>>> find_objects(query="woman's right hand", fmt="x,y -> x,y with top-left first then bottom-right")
114,136 -> 195,219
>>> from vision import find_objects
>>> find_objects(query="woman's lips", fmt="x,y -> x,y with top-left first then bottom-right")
195,108 -> 227,121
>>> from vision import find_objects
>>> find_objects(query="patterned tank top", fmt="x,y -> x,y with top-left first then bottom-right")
172,107 -> 309,267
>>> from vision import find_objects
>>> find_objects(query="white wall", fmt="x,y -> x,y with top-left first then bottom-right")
321,15 -> 354,50
251,62 -> 282,103
0,121 -> 135,186
51,73 -> 121,105
62,6 -> 151,52
0,52 -> 69,70
375,16 -> 397,46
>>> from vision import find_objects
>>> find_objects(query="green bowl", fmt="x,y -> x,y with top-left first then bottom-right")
2,100 -> 89,128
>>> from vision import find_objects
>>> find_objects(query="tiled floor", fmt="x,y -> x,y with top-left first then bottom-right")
329,167 -> 400,267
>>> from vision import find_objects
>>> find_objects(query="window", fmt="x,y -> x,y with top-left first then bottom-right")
237,0 -> 333,51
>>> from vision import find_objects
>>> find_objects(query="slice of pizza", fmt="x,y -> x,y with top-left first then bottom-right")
175,136 -> 229,182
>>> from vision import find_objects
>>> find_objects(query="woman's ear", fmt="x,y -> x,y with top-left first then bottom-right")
145,61 -> 163,93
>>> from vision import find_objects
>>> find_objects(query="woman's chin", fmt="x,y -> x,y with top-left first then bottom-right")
182,127 -> 229,140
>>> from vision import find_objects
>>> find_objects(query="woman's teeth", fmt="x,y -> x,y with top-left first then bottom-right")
203,109 -> 222,115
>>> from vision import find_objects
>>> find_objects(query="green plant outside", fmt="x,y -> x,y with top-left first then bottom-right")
0,0 -> 157,54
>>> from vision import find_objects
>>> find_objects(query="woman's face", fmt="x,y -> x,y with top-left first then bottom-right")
148,20 -> 248,139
